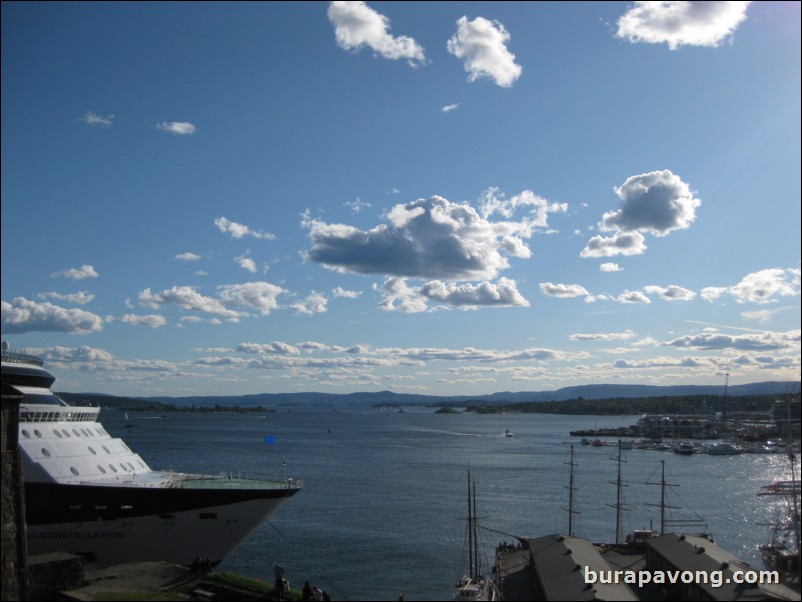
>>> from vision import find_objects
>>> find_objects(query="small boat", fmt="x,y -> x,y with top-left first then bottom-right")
673,441 -> 694,455
706,442 -> 744,455
504,429 -> 514,438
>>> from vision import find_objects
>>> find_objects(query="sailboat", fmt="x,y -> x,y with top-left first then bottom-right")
453,471 -> 498,601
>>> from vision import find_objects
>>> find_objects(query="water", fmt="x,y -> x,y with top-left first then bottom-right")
105,408 -> 793,601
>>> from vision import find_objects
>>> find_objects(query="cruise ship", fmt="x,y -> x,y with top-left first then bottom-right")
2,344 -> 302,568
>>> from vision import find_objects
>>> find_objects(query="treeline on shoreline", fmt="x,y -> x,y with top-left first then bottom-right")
458,394 -> 787,416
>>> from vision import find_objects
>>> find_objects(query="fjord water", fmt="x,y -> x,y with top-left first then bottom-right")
106,407 -> 792,601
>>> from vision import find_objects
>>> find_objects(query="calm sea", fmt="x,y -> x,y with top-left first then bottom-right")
104,407 -> 793,601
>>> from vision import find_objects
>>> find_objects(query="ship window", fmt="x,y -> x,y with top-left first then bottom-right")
54,429 -> 63,438
41,448 -> 51,457
70,467 -> 79,475
34,429 -> 42,438
95,429 -> 104,436
62,429 -> 71,437
137,461 -> 144,468
102,446 -> 110,453
127,462 -> 135,470
72,429 -> 81,437
82,429 -> 91,437
199,513 -> 218,520
97,465 -> 106,474
88,446 -> 97,455
119,463 -> 128,472
22,430 -> 31,438
109,464 -> 117,472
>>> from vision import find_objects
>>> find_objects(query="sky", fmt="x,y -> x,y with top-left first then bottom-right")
1,1 -> 800,398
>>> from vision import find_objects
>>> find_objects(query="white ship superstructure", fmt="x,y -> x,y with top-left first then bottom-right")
3,345 -> 302,568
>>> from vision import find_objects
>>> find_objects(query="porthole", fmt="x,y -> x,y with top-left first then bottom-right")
62,429 -> 71,438
88,446 -> 97,455
72,429 -> 81,437
102,446 -> 110,453
109,465 -> 117,473
70,467 -> 79,476
42,448 -> 51,457
22,430 -> 31,438
34,430 -> 42,438
54,430 -> 63,438
97,465 -> 107,474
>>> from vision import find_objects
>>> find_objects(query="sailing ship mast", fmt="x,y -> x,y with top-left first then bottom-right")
562,445 -> 579,536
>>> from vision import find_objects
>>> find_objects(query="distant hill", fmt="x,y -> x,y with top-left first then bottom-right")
56,380 -> 799,409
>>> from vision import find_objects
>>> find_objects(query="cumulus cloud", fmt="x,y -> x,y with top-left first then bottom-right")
215,217 -> 276,240
156,121 -> 196,135
580,231 -> 647,258
216,282 -> 286,316
701,268 -> 800,304
38,291 -> 95,305
332,286 -> 362,299
175,252 -> 201,261
236,254 -> 259,273
51,264 -> 99,280
237,342 -> 301,355
1,297 -> 104,334
328,1 -> 425,66
421,277 -> 529,308
119,314 -> 167,328
617,290 -> 652,304
304,195 -> 557,281
376,278 -> 429,313
291,291 -> 329,316
602,170 -> 701,236
617,1 -> 751,50
539,282 -> 591,298
643,284 -> 696,301
82,111 -> 113,127
663,329 -> 799,351
600,263 -> 623,272
139,286 -> 243,319
447,16 -> 522,87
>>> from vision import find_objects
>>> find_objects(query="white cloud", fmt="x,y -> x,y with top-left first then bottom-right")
215,217 -> 276,240
447,16 -> 522,87
38,291 -> 95,305
376,278 -> 430,313
236,255 -> 258,273
701,268 -> 800,304
156,121 -> 196,135
1,297 -> 104,334
570,330 -> 637,342
664,329 -> 799,351
119,314 -> 167,328
617,1 -> 751,50
441,103 -> 461,113
216,282 -> 286,316
539,282 -> 590,298
82,111 -> 113,127
332,286 -> 362,299
304,195 -> 557,281
643,284 -> 696,301
420,277 -> 529,309
328,1 -> 425,66
51,264 -> 99,280
291,291 -> 329,316
343,198 -> 372,213
602,170 -> 701,236
139,286 -> 244,319
237,342 -> 301,355
600,262 -> 623,272
175,252 -> 201,261
617,291 -> 652,304
580,231 -> 647,258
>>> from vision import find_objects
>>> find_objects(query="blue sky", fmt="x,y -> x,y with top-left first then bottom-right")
2,1 -> 800,397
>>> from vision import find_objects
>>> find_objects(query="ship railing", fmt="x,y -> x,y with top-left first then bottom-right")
1,349 -> 44,366
160,470 -> 302,489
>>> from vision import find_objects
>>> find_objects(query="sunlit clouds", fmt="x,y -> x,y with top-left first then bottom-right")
447,16 -> 522,87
